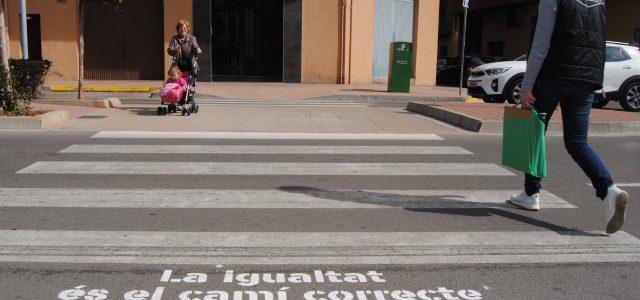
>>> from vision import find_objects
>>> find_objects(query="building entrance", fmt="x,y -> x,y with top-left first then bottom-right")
212,0 -> 283,82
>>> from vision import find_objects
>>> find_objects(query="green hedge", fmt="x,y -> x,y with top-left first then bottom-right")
0,59 -> 52,115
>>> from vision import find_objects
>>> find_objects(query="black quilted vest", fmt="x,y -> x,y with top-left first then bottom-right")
539,0 -> 606,89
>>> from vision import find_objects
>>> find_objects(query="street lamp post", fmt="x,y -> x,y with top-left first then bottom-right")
20,0 -> 28,59
458,0 -> 469,95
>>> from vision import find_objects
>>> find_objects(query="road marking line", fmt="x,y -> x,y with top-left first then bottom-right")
17,162 -> 514,176
60,145 -> 473,155
91,131 -> 444,140
0,230 -> 636,265
587,183 -> 640,187
0,188 -> 574,209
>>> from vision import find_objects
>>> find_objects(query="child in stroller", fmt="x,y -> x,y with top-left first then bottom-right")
157,59 -> 199,116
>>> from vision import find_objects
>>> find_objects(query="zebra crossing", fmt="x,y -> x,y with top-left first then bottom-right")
4,130 -> 640,266
127,98 -> 379,107
193,99 -> 372,107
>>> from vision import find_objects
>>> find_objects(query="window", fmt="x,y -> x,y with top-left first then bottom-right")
606,47 -> 630,62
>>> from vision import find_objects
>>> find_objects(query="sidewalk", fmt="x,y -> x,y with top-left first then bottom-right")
407,102 -> 640,135
32,103 -> 103,119
44,81 -> 467,101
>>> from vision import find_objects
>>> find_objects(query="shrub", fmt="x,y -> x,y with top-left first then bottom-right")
0,59 -> 52,115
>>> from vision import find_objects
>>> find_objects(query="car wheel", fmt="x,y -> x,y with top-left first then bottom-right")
592,98 -> 609,109
505,78 -> 523,104
620,81 -> 640,112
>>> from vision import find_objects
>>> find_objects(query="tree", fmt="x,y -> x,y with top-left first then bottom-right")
0,0 -> 11,110
77,0 -> 124,100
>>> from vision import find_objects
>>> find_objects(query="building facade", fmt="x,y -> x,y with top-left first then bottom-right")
438,0 -> 640,60
4,0 -> 440,85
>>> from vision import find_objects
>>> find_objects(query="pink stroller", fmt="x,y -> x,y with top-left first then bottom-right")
157,58 -> 200,116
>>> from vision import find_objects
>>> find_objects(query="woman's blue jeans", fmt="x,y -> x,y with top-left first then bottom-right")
525,79 -> 613,200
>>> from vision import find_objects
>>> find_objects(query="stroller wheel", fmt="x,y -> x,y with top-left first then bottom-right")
156,107 -> 162,115
162,107 -> 168,115
194,104 -> 199,113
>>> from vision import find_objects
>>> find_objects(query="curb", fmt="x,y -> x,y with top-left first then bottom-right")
48,86 -> 158,93
309,94 -> 466,102
36,98 -> 122,109
406,102 -> 640,134
0,110 -> 70,129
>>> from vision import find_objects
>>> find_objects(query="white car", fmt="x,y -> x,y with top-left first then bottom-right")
467,42 -> 640,112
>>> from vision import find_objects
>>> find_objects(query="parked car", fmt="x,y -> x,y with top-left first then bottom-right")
436,56 -> 497,87
467,42 -> 640,112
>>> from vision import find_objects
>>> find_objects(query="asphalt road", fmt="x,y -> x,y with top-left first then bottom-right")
0,128 -> 638,299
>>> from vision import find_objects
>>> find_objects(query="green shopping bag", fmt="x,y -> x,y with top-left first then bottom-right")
502,106 -> 547,178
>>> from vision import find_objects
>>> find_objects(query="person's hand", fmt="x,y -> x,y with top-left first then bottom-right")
521,91 -> 536,109
196,48 -> 202,55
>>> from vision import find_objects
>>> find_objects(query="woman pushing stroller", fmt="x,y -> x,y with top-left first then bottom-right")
167,20 -> 202,72
158,20 -> 202,115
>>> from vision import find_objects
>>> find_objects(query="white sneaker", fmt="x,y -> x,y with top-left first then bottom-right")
508,191 -> 540,211
603,185 -> 629,234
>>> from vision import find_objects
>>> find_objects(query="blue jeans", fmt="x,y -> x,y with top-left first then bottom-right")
524,79 -> 613,200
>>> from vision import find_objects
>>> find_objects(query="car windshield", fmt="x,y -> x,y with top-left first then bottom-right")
470,57 -> 495,66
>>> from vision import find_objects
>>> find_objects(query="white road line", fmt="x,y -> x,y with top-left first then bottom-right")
0,188 -> 575,209
0,230 -> 636,265
17,162 -> 514,176
91,131 -> 444,140
197,104 -> 369,107
588,183 -> 640,187
60,145 -> 473,155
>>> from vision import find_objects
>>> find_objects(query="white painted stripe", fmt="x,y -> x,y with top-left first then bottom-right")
91,131 -> 444,140
198,101 -> 362,105
197,101 -> 361,104
0,188 -> 575,209
60,145 -> 473,155
201,100 -> 360,103
197,104 -> 368,107
17,162 -> 514,176
588,183 -> 640,187
0,230 -> 637,265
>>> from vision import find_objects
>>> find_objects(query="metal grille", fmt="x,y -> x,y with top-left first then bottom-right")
84,0 -> 164,80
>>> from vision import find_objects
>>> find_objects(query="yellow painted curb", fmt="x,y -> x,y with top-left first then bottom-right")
465,97 -> 485,104
50,86 -> 158,93
50,86 -> 76,92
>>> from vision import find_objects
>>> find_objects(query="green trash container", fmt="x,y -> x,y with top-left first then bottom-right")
387,41 -> 412,93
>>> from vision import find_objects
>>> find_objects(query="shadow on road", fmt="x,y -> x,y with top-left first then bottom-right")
278,186 -> 604,237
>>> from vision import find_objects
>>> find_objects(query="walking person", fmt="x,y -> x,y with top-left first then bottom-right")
507,0 -> 630,234
167,20 -> 202,72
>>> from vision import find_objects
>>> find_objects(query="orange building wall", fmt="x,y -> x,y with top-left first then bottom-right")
6,0 -> 79,81
163,0 -> 192,79
302,0 -> 439,85
302,0 -> 341,83
347,0 -> 375,84
413,0 -> 439,85
301,0 -> 377,85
